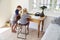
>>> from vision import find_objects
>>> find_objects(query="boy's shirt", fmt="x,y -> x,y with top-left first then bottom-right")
18,13 -> 30,24
15,9 -> 19,16
10,9 -> 20,22
10,13 -> 16,22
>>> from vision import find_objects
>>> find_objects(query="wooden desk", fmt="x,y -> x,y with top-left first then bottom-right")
29,16 -> 45,37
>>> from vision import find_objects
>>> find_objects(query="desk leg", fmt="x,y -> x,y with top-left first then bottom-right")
38,21 -> 40,38
41,20 -> 44,32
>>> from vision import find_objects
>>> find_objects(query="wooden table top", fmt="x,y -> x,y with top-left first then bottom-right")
29,15 -> 46,23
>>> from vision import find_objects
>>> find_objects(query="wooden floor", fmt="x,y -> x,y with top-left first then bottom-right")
0,27 -> 44,40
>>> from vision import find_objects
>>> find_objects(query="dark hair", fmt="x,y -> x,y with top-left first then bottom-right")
17,5 -> 22,8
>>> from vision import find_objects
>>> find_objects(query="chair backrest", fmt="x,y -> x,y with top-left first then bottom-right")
27,18 -> 30,24
27,18 -> 30,21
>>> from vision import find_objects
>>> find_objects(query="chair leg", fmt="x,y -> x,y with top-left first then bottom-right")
25,26 -> 27,39
17,25 -> 22,38
17,25 -> 29,40
27,25 -> 29,34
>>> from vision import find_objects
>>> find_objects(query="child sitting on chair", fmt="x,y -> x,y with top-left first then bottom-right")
18,8 -> 30,24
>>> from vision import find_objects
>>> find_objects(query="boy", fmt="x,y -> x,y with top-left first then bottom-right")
10,5 -> 22,32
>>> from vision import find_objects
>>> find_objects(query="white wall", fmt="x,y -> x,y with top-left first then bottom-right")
0,0 -> 11,27
0,0 -> 29,27
11,0 -> 29,13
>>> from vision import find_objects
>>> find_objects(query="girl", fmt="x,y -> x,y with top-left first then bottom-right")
18,8 -> 30,24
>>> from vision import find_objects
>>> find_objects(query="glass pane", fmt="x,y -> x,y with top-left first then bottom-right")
47,0 -> 50,8
58,0 -> 60,8
34,4 -> 36,8
50,0 -> 52,8
33,0 -> 37,9
54,0 -> 57,8
56,0 -> 60,9
34,0 -> 36,3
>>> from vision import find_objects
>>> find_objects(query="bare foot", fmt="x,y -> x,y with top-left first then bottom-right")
12,30 -> 16,33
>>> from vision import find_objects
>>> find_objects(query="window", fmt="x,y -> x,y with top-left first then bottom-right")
30,0 -> 60,10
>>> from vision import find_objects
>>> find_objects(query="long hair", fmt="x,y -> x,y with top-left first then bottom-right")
23,8 -> 28,14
